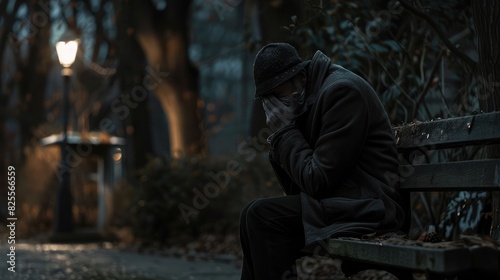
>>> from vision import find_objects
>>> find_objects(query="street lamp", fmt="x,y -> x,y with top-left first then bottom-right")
54,38 -> 78,233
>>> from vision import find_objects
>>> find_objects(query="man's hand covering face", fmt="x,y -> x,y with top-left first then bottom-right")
262,94 -> 299,132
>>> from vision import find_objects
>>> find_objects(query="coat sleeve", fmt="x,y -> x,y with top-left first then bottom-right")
270,84 -> 370,198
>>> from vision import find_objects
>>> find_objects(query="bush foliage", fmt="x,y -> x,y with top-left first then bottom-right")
123,154 -> 283,243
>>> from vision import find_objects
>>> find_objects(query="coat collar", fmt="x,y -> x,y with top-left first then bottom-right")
304,51 -> 333,106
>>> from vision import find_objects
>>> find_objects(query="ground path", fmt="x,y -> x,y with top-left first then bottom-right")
1,242 -> 241,280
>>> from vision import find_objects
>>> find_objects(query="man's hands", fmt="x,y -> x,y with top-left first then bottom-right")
262,94 -> 299,132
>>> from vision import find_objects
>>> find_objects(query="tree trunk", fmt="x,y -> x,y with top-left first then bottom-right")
130,0 -> 204,157
18,0 -> 51,153
470,1 -> 500,240
471,1 -> 500,112
115,4 -> 154,170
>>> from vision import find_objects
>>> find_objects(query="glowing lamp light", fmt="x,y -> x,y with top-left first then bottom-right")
55,40 -> 78,67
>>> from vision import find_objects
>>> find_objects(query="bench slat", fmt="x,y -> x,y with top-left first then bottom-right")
329,239 -> 472,274
394,112 -> 500,152
399,159 -> 500,191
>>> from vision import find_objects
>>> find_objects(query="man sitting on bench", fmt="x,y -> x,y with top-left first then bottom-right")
239,43 -> 406,279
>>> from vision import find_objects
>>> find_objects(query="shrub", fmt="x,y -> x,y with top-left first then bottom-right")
125,154 -> 283,243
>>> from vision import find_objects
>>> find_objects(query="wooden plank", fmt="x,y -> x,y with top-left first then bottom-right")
329,239 -> 472,274
399,159 -> 500,191
394,111 -> 500,151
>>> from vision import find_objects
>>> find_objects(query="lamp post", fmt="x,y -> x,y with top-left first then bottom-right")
54,39 -> 78,233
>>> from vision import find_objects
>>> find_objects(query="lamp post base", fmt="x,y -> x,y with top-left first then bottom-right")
54,145 -> 74,233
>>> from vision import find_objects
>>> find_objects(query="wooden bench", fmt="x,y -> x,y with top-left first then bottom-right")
306,111 -> 500,279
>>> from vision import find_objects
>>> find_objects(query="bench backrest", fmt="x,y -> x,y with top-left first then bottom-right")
394,111 -> 500,191
391,111 -> 500,234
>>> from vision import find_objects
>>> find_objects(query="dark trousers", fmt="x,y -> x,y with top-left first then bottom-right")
239,195 -> 305,280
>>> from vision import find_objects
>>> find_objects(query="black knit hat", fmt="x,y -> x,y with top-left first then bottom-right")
253,43 -> 307,98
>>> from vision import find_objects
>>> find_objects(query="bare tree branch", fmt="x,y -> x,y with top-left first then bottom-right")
399,0 -> 477,71
412,50 -> 444,119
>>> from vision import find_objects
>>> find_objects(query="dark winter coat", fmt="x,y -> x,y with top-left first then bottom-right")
269,50 -> 405,245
